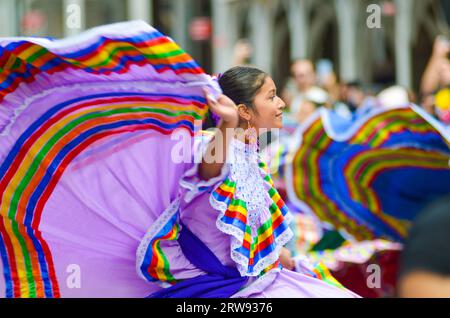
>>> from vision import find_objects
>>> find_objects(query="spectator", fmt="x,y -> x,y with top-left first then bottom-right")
282,59 -> 328,115
296,88 -> 328,124
421,36 -> 450,96
420,36 -> 450,118
339,81 -> 366,112
231,38 -> 253,67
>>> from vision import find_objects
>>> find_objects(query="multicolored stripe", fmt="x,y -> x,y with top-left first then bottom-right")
261,260 -> 281,274
348,107 -> 446,147
139,212 -> 180,284
0,92 -> 207,297
309,262 -> 344,289
0,23 -> 212,297
212,161 -> 291,275
0,26 -> 203,102
291,118 -> 355,238
289,107 -> 450,241
344,147 -> 448,238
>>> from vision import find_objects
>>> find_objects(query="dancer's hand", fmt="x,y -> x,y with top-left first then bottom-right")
279,247 -> 295,270
204,88 -> 239,127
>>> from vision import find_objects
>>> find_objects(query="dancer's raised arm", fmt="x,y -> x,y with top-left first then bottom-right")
199,90 -> 239,180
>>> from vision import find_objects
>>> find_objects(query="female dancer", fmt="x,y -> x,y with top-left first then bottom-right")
0,21 -> 358,298
138,66 -> 359,298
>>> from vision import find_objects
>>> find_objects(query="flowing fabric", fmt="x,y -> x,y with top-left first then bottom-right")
148,222 -> 249,298
0,21 -> 220,298
262,106 -> 449,296
0,21 -> 361,299
284,106 -> 450,242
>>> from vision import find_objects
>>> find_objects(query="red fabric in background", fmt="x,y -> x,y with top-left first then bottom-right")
331,250 -> 400,298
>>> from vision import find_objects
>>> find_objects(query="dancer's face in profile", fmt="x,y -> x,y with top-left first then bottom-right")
250,76 -> 286,131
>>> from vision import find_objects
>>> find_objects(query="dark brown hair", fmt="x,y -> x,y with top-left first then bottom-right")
218,66 -> 268,113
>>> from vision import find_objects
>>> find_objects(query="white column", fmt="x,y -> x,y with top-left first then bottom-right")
63,0 -> 86,37
249,0 -> 274,73
358,20 -> 372,85
172,0 -> 189,51
335,0 -> 359,82
0,0 -> 18,36
287,0 -> 311,60
127,0 -> 153,25
394,0 -> 413,89
212,0 -> 239,73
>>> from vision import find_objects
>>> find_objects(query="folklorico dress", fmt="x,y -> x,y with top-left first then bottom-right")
0,21 -> 361,298
136,132 -> 360,298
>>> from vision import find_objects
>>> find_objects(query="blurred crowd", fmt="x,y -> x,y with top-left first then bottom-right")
232,35 -> 450,130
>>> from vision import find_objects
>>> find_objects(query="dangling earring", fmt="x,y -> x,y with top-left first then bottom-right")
244,120 -> 258,149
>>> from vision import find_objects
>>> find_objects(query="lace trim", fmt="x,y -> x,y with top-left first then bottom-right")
212,198 -> 293,277
210,138 -> 294,277
135,197 -> 180,287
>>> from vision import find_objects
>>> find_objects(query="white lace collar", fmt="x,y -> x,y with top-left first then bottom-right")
179,132 -> 294,277
210,137 -> 293,276
228,137 -> 259,164
226,138 -> 267,231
